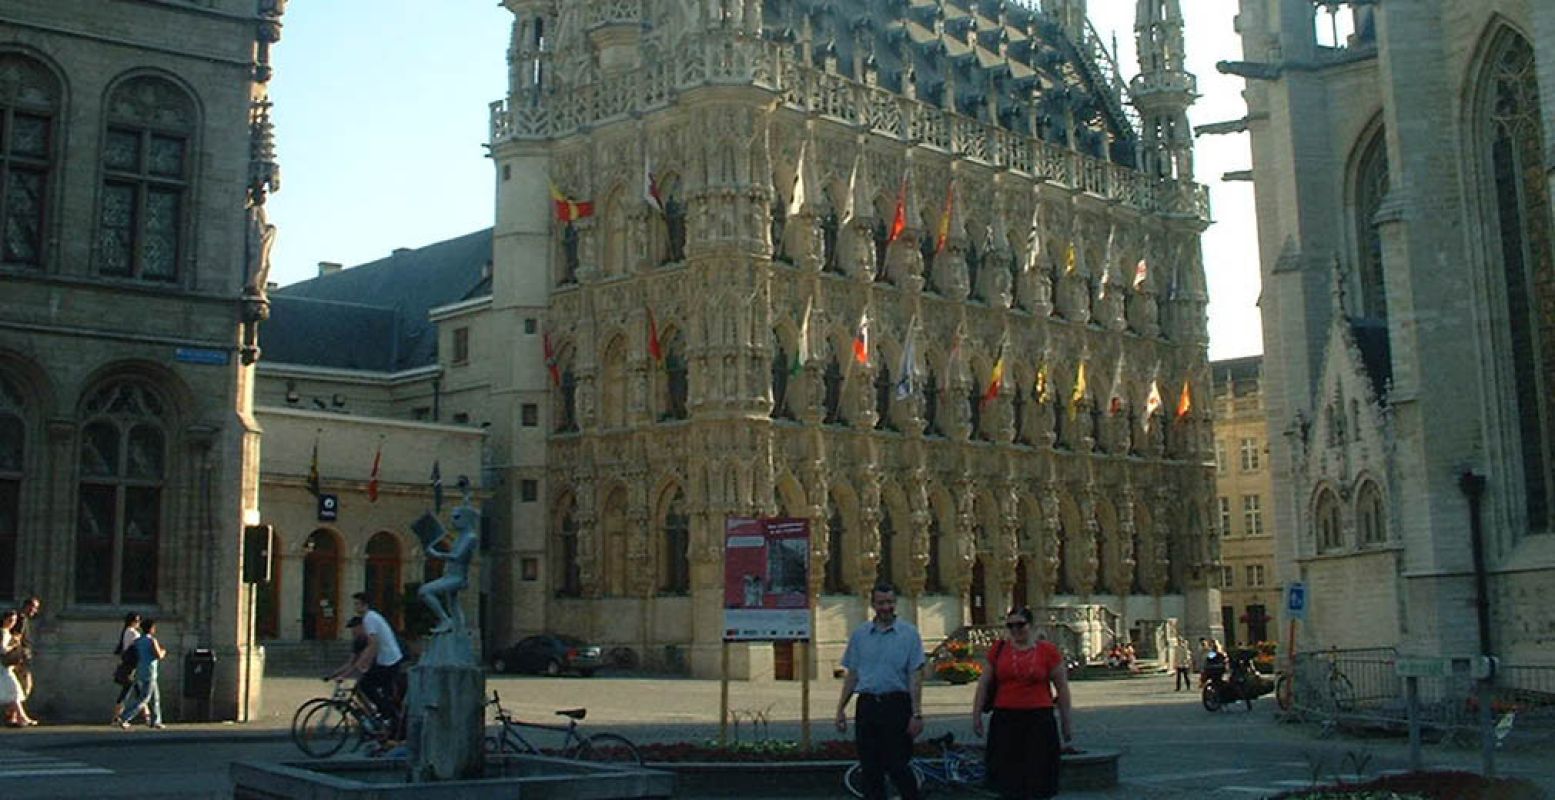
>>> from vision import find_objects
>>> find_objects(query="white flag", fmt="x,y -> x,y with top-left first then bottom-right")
895,317 -> 918,400
788,138 -> 809,218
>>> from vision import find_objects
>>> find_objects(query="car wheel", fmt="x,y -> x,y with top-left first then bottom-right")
544,658 -> 562,677
492,657 -> 509,674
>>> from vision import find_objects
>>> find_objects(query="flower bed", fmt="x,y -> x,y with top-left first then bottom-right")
1270,770 -> 1542,800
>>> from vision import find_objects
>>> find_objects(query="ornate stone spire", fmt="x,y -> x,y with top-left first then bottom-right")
1131,0 -> 1197,181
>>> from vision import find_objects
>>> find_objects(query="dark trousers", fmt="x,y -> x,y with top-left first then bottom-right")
360,660 -> 402,729
855,692 -> 922,800
1175,666 -> 1191,690
987,707 -> 1060,800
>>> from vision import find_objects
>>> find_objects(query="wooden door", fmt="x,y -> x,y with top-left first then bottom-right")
773,641 -> 794,681
302,530 -> 341,640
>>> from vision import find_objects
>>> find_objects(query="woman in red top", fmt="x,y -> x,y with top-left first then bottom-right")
971,607 -> 1073,799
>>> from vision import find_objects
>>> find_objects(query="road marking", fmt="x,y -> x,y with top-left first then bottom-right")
1220,786 -> 1277,794
0,749 -> 114,778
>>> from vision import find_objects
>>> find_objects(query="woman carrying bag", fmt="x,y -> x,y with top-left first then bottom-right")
971,607 -> 1074,800
110,613 -> 144,724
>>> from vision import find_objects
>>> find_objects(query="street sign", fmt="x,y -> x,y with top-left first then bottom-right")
1396,657 -> 1451,678
317,493 -> 339,522
1285,581 -> 1307,621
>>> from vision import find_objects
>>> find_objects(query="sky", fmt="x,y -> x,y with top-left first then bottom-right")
265,0 -> 1260,360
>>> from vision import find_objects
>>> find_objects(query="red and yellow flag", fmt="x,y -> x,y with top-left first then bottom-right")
647,308 -> 663,365
549,182 -> 595,223
934,181 -> 955,254
1175,379 -> 1192,420
980,349 -> 1005,409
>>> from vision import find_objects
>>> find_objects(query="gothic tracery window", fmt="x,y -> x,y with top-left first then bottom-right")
1315,488 -> 1343,553
1354,129 -> 1390,321
0,53 -> 58,269
1482,31 -> 1555,533
660,489 -> 690,595
923,369 -> 941,437
821,352 -> 844,425
876,505 -> 895,586
99,75 -> 195,282
1357,481 -> 1386,546
554,496 -> 581,597
925,509 -> 943,593
874,364 -> 893,431
75,380 -> 168,604
824,498 -> 848,594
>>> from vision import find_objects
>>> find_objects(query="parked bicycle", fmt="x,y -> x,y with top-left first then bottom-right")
291,679 -> 399,758
1275,650 -> 1356,716
843,733 -> 987,798
484,691 -> 642,765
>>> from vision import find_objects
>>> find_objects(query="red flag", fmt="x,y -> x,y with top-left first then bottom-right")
367,445 -> 381,503
887,176 -> 907,243
543,331 -> 561,387
647,308 -> 663,364
980,351 -> 1005,410
550,182 -> 594,223
852,313 -> 869,365
1176,379 -> 1192,420
643,157 -> 664,213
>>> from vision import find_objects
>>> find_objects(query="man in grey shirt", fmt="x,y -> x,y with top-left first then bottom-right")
835,583 -> 925,800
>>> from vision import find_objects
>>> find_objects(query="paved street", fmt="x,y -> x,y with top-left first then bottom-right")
0,672 -> 1549,798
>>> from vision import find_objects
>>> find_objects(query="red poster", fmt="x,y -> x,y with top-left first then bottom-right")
722,517 -> 811,641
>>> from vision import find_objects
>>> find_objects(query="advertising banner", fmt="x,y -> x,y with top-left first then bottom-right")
723,516 -> 811,641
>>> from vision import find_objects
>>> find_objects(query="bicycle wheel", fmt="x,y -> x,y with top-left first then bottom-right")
568,732 -> 643,766
1275,674 -> 1293,712
948,746 -> 987,784
1328,673 -> 1356,712
297,701 -> 356,758
843,761 -> 924,799
290,697 -> 333,754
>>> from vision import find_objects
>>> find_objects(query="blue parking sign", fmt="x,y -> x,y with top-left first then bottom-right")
1285,581 -> 1307,621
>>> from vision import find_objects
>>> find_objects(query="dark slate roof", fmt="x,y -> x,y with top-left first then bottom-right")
1348,319 -> 1392,404
263,228 -> 493,371
761,0 -> 1136,164
1211,355 -> 1262,397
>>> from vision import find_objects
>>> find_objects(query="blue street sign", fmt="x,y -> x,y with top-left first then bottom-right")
1285,581 -> 1307,621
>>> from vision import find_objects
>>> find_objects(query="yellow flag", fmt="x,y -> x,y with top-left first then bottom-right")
1069,361 -> 1087,417
1034,363 -> 1049,403
1065,242 -> 1077,274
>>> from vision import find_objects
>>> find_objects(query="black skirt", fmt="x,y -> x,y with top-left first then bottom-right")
986,706 -> 1060,799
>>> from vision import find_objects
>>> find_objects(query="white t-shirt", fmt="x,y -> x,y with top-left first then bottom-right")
361,609 -> 403,666
120,627 -> 141,653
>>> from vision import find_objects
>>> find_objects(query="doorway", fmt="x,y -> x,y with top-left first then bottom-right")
365,531 -> 402,629
969,559 -> 987,625
302,529 -> 341,640
256,531 -> 282,639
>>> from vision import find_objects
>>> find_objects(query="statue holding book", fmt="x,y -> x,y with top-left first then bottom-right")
413,476 -> 478,634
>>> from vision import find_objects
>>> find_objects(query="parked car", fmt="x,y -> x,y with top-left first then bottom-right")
490,634 -> 603,676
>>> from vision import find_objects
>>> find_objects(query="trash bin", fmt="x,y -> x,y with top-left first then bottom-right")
183,649 -> 217,722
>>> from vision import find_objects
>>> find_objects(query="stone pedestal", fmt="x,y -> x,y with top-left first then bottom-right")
405,630 -> 485,782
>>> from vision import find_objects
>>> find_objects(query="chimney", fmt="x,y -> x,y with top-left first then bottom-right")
317,261 -> 342,277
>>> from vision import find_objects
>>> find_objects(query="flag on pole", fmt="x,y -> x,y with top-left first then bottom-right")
1098,226 -> 1116,299
791,296 -> 811,377
367,443 -> 381,503
431,460 -> 444,513
841,149 -> 860,224
543,331 -> 561,387
1144,379 -> 1163,430
1069,361 -> 1088,419
647,308 -> 664,365
1025,207 -> 1043,272
1176,379 -> 1193,420
887,174 -> 908,243
934,180 -> 955,254
1133,257 -> 1149,290
1065,242 -> 1077,274
852,311 -> 870,365
549,182 -> 594,223
1107,358 -> 1125,415
788,138 -> 809,218
980,345 -> 1005,410
643,156 -> 664,213
1034,362 -> 1050,403
894,317 -> 918,400
306,436 -> 321,497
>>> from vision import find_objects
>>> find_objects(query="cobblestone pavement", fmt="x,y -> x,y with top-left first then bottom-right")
2,671 -> 1550,798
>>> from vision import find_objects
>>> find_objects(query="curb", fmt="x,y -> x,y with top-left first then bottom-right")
23,726 -> 292,750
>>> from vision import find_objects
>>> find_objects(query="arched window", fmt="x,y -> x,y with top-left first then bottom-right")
925,509 -> 943,593
554,496 -> 581,597
599,336 -> 626,429
824,499 -> 848,594
770,331 -> 794,420
822,352 -> 844,425
661,329 -> 688,421
98,75 -> 196,282
1480,30 -> 1555,532
1012,385 -> 1027,444
0,53 -> 60,269
923,369 -> 941,436
968,380 -> 983,440
556,360 -> 578,433
364,532 -> 402,629
662,176 -> 685,264
874,363 -> 893,431
660,489 -> 690,594
0,374 -> 24,601
1054,518 -> 1072,595
921,227 -> 940,294
876,506 -> 895,586
302,530 -> 342,640
1315,488 -> 1343,552
1354,129 -> 1390,321
602,191 -> 627,277
75,380 -> 168,604
600,488 -> 628,596
559,223 -> 579,285
966,234 -> 983,302
770,197 -> 788,264
820,203 -> 840,274
1356,481 -> 1386,546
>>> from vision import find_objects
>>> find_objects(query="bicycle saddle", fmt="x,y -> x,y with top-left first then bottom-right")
554,708 -> 587,720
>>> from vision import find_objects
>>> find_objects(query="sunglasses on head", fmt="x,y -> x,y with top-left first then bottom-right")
1005,621 -> 1028,629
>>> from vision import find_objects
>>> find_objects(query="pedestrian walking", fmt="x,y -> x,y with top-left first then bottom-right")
971,607 -> 1073,800
1172,636 -> 1193,691
835,582 -> 925,800
10,595 -> 39,699
0,610 -> 38,726
110,612 -> 144,723
117,618 -> 166,729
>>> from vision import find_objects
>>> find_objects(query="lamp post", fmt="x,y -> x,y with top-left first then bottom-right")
1456,468 -> 1494,778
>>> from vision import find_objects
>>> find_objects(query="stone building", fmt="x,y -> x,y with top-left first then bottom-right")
482,0 -> 1222,678
1229,1 -> 1555,663
0,0 -> 285,719
1210,356 -> 1277,649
